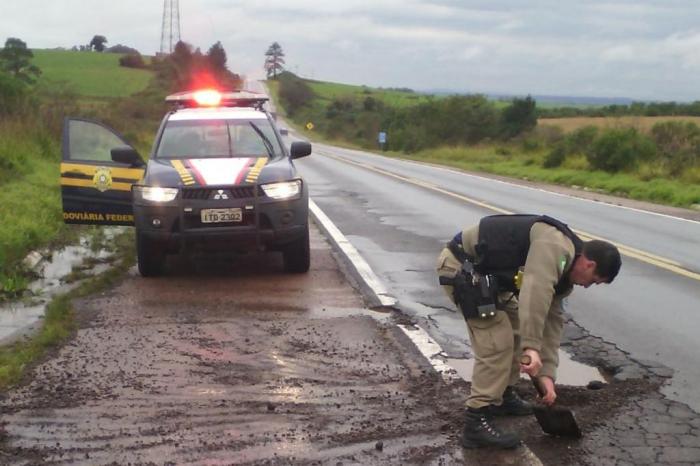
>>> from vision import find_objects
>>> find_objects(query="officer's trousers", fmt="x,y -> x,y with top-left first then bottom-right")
436,247 -> 521,409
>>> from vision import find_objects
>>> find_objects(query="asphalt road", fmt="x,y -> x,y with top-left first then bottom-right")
291,138 -> 700,412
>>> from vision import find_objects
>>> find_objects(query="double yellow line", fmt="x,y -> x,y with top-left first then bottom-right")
322,151 -> 700,282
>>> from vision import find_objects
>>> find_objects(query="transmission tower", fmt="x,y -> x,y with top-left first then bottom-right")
160,0 -> 181,54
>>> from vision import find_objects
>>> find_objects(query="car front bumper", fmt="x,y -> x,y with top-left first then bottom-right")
133,187 -> 308,254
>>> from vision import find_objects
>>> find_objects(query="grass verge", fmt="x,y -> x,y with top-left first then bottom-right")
0,230 -> 135,388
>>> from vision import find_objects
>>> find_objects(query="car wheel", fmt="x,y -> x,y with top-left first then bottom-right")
137,232 -> 166,277
283,226 -> 310,273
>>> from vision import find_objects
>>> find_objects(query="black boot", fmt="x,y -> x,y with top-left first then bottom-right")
462,407 -> 520,449
491,386 -> 533,416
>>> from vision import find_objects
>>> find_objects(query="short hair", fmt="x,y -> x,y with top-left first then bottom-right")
582,240 -> 621,283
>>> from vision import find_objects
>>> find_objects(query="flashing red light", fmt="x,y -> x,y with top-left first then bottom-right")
193,89 -> 222,106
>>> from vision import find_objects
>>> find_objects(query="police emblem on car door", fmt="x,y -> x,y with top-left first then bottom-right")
60,118 -> 144,225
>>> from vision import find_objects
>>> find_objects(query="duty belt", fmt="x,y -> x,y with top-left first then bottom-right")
447,232 -> 473,264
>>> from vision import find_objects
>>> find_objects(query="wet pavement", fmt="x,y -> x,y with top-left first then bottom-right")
0,225 -> 467,464
0,221 -> 699,464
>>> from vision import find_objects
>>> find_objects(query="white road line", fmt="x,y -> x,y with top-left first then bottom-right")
309,199 -> 397,307
320,151 -> 700,281
398,323 -> 543,465
323,145 -> 700,225
397,324 -> 459,382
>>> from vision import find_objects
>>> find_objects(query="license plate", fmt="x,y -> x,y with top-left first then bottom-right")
201,208 -> 242,223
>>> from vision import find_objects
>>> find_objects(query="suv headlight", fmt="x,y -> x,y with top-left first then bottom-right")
261,180 -> 302,200
134,186 -> 179,203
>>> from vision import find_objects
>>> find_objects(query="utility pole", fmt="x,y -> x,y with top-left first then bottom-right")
160,0 -> 182,54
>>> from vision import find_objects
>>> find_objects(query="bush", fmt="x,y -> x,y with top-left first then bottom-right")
567,126 -> 599,154
0,72 -> 32,116
650,121 -> 700,176
119,54 -> 145,68
588,128 -> 656,172
500,95 -> 537,139
277,72 -> 313,116
544,144 -> 567,168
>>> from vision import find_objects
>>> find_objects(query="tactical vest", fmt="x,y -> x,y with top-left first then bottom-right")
473,214 -> 583,295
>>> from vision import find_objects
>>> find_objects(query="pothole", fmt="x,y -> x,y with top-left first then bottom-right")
446,348 -> 608,387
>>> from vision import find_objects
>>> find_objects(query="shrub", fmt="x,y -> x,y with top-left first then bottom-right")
500,95 -> 537,139
278,72 -> 313,116
119,54 -> 145,68
0,72 -> 32,116
567,126 -> 599,154
544,144 -> 567,168
650,121 -> 700,176
588,128 -> 656,172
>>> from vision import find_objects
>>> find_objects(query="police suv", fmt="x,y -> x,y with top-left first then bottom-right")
60,89 -> 312,276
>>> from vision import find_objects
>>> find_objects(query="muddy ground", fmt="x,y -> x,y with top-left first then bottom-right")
0,224 -> 695,465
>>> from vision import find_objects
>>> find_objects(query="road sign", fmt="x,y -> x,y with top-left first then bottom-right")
306,122 -> 314,130
378,131 -> 387,144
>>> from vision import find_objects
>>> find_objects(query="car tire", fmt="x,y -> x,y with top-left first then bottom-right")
137,232 -> 166,277
283,226 -> 310,273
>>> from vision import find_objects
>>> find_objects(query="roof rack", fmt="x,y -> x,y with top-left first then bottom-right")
165,90 -> 270,110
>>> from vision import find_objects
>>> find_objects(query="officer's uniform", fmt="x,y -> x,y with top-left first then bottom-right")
436,219 -> 577,410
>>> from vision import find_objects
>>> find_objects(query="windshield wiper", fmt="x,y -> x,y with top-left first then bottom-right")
248,122 -> 275,158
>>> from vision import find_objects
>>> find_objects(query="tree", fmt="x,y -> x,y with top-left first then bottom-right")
0,38 -> 41,84
278,72 -> 312,115
264,42 -> 285,79
207,41 -> 228,72
500,95 -> 537,138
89,35 -> 108,52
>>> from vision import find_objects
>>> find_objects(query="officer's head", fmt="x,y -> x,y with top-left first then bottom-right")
570,240 -> 621,288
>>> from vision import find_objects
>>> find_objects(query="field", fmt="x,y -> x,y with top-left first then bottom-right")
32,49 -> 152,97
306,79 -> 432,108
1,49 -> 159,299
539,115 -> 700,133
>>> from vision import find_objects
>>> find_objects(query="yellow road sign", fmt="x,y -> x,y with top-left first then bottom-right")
306,122 -> 314,130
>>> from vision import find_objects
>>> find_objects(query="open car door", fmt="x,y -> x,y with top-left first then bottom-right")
60,118 -> 144,226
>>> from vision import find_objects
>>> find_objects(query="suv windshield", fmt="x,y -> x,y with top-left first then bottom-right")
156,119 -> 283,159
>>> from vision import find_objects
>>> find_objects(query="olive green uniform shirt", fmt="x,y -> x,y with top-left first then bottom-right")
459,222 -> 576,380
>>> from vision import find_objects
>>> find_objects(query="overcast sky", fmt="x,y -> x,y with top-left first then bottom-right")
2,0 -> 699,102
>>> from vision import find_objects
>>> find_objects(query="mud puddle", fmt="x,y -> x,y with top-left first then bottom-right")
0,228 -> 123,345
446,349 -> 607,387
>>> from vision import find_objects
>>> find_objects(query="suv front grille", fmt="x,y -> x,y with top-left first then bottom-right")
182,187 -> 259,200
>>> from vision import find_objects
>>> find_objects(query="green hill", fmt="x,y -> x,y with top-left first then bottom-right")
32,49 -> 152,97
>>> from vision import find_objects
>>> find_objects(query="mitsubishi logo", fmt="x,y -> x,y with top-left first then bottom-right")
213,189 -> 229,200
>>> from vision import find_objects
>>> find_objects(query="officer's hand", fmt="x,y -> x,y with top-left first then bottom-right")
519,349 -> 542,376
538,376 -> 557,406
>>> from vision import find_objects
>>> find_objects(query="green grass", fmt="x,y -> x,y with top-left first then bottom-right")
307,79 -> 432,108
0,122 -> 68,297
0,230 -> 135,388
33,49 -> 152,97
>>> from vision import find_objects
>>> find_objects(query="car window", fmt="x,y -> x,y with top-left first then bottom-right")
156,119 -> 282,159
68,120 -> 129,162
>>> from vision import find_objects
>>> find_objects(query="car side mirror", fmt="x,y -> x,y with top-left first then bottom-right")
111,146 -> 145,167
290,141 -> 311,159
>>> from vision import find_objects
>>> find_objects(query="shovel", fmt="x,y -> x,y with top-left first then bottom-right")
520,355 -> 582,438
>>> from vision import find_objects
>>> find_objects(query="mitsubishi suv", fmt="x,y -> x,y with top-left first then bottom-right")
60,89 -> 312,276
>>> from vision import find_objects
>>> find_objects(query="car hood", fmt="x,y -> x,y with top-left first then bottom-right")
143,157 -> 297,187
